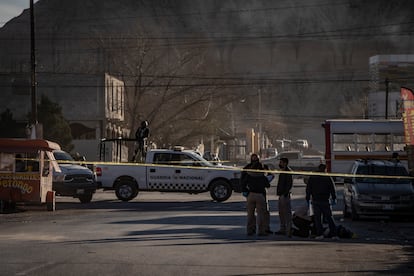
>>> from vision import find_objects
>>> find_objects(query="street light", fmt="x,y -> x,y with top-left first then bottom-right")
256,88 -> 266,156
258,89 -> 262,151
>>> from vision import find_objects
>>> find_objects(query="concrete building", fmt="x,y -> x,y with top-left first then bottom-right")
0,72 -> 128,160
369,55 -> 414,119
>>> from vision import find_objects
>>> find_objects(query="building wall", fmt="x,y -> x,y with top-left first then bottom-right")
0,73 -> 31,121
105,73 -> 124,122
0,72 -> 127,159
368,91 -> 401,119
369,55 -> 414,119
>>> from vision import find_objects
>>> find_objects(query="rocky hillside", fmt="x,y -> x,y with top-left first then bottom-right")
0,0 -> 413,148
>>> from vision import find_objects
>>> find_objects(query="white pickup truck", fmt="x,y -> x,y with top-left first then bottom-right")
96,147 -> 241,202
262,151 -> 324,172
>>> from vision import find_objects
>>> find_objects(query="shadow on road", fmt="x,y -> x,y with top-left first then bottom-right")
6,193 -> 411,275
49,208 -> 414,274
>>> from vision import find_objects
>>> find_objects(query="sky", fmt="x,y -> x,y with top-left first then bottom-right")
0,0 -> 39,28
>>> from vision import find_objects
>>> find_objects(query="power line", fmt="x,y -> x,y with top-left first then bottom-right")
5,77 -> 413,88
21,69 -> 370,79
4,69 -> 413,85
2,21 -> 413,42
0,79 -> 377,89
0,0 -> 351,25
6,66 -> 414,85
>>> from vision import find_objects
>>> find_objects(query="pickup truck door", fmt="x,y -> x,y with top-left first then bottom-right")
148,152 -> 209,192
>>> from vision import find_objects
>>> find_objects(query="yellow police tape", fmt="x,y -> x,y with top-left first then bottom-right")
15,157 -> 414,181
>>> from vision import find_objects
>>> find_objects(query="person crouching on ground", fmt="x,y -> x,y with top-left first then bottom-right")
306,164 -> 338,240
241,156 -> 270,236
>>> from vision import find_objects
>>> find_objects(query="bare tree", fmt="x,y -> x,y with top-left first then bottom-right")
96,32 -> 243,148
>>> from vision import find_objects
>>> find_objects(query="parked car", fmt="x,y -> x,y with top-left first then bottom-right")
263,147 -> 278,158
262,151 -> 324,171
343,159 -> 414,220
52,150 -> 97,203
295,139 -> 309,149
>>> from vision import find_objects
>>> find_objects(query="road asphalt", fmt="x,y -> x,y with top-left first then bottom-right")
0,181 -> 413,275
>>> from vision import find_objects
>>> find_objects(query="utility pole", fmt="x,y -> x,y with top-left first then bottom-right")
258,89 -> 263,156
30,0 -> 38,138
385,78 -> 389,119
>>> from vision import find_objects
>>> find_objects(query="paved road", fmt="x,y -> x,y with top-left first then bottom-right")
1,181 -> 413,275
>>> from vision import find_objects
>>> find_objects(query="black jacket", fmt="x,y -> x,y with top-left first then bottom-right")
241,162 -> 270,194
242,173 -> 270,194
306,175 -> 336,203
276,167 -> 293,196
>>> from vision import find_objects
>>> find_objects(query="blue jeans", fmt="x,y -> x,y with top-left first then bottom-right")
312,201 -> 336,237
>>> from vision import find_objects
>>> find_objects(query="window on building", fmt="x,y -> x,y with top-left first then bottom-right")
356,134 -> 373,152
333,134 -> 355,151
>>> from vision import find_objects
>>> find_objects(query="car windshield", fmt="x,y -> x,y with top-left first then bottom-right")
153,151 -> 214,167
53,151 -> 74,162
356,164 -> 410,184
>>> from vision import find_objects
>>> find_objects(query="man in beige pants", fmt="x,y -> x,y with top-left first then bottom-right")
241,154 -> 271,236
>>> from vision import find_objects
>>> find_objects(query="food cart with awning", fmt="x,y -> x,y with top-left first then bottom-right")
0,138 -> 61,212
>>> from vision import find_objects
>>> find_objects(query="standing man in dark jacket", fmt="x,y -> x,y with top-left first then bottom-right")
241,154 -> 270,236
306,164 -> 337,240
276,157 -> 293,237
241,154 -> 274,234
132,120 -> 150,162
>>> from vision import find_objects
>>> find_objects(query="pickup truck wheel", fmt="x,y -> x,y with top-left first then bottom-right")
115,181 -> 138,202
78,194 -> 93,203
210,180 -> 232,202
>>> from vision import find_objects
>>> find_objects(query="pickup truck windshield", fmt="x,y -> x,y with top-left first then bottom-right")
153,151 -> 213,167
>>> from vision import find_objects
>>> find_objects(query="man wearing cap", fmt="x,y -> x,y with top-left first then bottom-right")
241,154 -> 271,236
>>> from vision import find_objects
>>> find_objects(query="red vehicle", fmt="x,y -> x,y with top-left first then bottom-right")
0,138 -> 61,212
